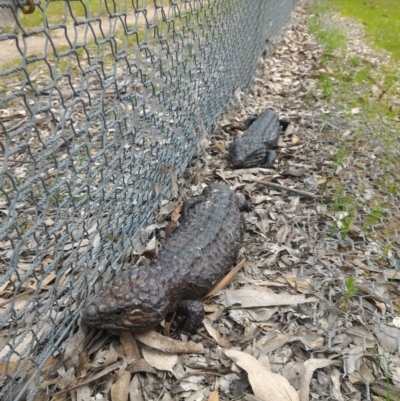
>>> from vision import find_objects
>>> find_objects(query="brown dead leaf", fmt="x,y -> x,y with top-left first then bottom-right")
120,332 -> 140,363
163,311 -> 175,337
211,142 -> 228,153
257,333 -> 294,354
348,363 -> 374,385
208,388 -> 219,401
126,359 -> 157,374
375,324 -> 400,353
281,166 -> 307,177
165,221 -> 177,239
0,321 -> 53,367
222,288 -> 317,308
142,346 -> 178,377
129,374 -> 144,401
76,352 -> 89,379
223,121 -> 245,131
244,395 -> 265,401
291,134 -> 300,144
257,330 -> 323,355
58,361 -> 124,394
393,317 -> 400,328
110,370 -> 131,401
24,273 -> 56,290
299,359 -> 336,401
0,355 -> 58,378
91,345 -> 119,369
284,124 -> 296,137
377,270 -> 400,280
275,219 -> 290,243
135,330 -> 205,354
328,369 -> 344,401
76,385 -> 90,401
171,204 -> 182,222
0,288 -> 33,308
51,390 -> 69,401
203,319 -> 232,347
0,289 -> 32,309
224,349 -> 299,401
205,305 -> 225,322
280,276 -> 313,294
64,321 -> 86,367
142,250 -> 156,260
325,63 -> 335,75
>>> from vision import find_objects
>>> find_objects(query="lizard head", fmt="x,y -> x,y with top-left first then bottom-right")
228,136 -> 267,168
82,265 -> 168,332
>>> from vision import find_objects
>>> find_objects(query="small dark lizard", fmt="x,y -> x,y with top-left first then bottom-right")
227,109 -> 290,168
83,184 -> 246,336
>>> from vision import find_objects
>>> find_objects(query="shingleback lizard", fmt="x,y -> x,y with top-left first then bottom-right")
83,183 -> 246,336
228,109 -> 290,168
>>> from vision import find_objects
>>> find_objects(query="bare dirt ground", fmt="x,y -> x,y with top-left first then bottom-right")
1,7 -> 156,66
4,0 -> 400,400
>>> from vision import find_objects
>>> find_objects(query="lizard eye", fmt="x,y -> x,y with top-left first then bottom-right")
114,309 -> 124,317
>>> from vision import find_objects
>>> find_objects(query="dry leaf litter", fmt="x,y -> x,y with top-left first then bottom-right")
2,0 -> 400,400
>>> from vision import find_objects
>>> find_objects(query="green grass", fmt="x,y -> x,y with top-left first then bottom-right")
309,6 -> 346,62
1,9 -> 149,92
309,1 -> 400,250
317,75 -> 335,100
329,0 -> 400,61
19,222 -> 27,235
341,277 -> 356,311
353,65 -> 372,84
309,1 -> 400,120
331,186 -> 358,239
332,188 -> 355,213
383,240 -> 392,256
51,189 -> 62,204
388,183 -> 397,195
333,145 -> 347,168
19,0 -> 114,29
365,206 -> 385,225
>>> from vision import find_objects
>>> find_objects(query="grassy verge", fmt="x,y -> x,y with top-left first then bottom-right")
309,5 -> 400,396
328,0 -> 400,61
308,0 -> 400,246
19,0 -> 166,29
309,0 -> 400,130
309,2 -> 399,120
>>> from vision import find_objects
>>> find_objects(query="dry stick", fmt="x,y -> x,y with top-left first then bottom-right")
194,330 -> 218,345
248,178 -> 321,200
57,360 -> 123,393
202,258 -> 246,302
0,289 -> 34,307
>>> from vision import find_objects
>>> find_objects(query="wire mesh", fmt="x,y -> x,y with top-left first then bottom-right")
0,0 -> 296,399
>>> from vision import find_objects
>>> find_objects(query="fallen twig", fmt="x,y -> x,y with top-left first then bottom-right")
202,258 -> 246,302
247,178 -> 321,200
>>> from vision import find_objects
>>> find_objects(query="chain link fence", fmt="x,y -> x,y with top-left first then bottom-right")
0,1 -> 296,399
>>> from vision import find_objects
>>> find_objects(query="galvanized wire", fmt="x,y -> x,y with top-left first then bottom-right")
0,1 -> 296,400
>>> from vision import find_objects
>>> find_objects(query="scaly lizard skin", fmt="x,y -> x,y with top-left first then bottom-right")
228,109 -> 290,168
83,184 -> 246,336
